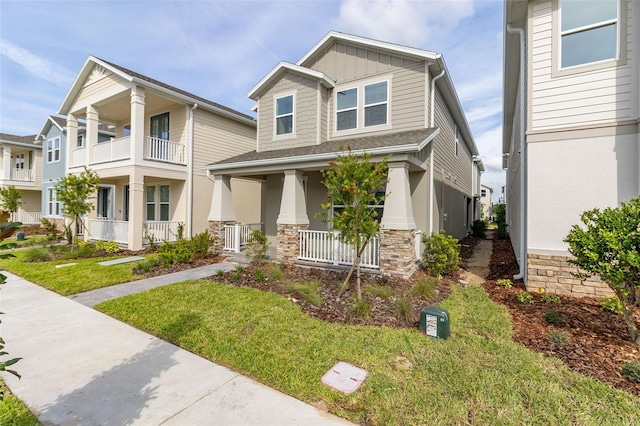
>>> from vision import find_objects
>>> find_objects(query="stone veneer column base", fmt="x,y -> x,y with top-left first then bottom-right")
527,253 -> 613,298
209,220 -> 236,254
277,223 -> 308,264
379,229 -> 418,279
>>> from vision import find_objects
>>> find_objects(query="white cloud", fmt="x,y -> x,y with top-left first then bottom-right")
0,39 -> 74,87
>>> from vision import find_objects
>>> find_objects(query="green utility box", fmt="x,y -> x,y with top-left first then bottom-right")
15,232 -> 25,241
419,307 -> 450,339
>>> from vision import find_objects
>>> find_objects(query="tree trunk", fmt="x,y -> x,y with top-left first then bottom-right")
337,237 -> 371,298
617,290 -> 640,346
355,254 -> 362,300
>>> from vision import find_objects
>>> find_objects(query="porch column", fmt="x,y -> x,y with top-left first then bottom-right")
276,170 -> 309,264
208,174 -> 236,253
66,114 -> 78,172
130,86 -> 146,163
2,145 -> 11,180
127,171 -> 145,251
85,105 -> 99,166
379,162 -> 418,278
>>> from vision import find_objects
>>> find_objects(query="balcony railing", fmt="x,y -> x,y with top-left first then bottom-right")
92,137 -> 130,164
9,168 -> 34,181
145,137 -> 185,165
298,230 -> 380,269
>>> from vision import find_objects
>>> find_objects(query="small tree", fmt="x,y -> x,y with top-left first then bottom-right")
0,186 -> 23,213
319,147 -> 388,300
564,197 -> 640,345
54,167 -> 100,250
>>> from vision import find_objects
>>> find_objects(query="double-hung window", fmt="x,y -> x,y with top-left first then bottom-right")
275,94 -> 294,135
47,188 -> 61,217
77,134 -> 85,148
146,184 -> 170,221
336,88 -> 358,130
47,137 -> 60,163
335,78 -> 389,134
560,0 -> 619,69
364,81 -> 388,127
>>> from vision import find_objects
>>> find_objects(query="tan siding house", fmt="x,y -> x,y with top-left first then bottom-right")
503,0 -> 640,296
205,32 -> 483,279
56,56 -> 258,250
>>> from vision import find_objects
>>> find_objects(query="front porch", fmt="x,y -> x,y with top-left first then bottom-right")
88,218 -> 183,245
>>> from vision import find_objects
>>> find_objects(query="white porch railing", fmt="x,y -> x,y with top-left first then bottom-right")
92,137 -> 130,164
298,230 -> 380,269
89,218 -> 128,244
223,223 -> 262,252
145,137 -> 186,165
144,221 -> 183,243
71,147 -> 86,167
10,168 -> 33,181
10,211 -> 41,225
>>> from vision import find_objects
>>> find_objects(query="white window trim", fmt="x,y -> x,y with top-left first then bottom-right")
364,81 -> 389,128
552,0 -> 627,76
146,183 -> 171,222
333,75 -> 392,137
273,91 -> 296,140
336,86 -> 359,131
46,187 -> 62,218
77,134 -> 85,148
47,137 -> 61,163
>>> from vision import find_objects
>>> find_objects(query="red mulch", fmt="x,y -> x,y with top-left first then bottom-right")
484,234 -> 640,396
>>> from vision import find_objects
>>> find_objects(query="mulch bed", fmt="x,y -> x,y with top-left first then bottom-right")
484,234 -> 640,396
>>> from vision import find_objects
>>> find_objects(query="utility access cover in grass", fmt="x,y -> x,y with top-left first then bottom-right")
321,362 -> 368,395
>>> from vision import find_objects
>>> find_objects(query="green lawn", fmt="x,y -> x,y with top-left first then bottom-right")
97,280 -> 640,425
0,235 -> 49,249
0,378 -> 40,426
0,250 -> 146,295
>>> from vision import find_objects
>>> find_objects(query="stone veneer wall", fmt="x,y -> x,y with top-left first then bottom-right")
527,254 -> 613,297
379,229 -> 418,279
277,223 -> 308,264
208,220 -> 236,254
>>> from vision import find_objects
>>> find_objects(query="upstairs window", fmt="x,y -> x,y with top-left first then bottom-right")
150,113 -> 170,140
560,0 -> 618,68
47,137 -> 60,163
275,94 -> 294,135
337,88 -> 358,130
481,189 -> 487,197
364,81 -> 388,127
77,134 -> 85,148
335,78 -> 390,134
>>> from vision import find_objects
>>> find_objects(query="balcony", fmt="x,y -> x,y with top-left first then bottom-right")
92,136 -> 130,164
9,168 -> 34,182
144,137 -> 185,165
71,136 -> 186,167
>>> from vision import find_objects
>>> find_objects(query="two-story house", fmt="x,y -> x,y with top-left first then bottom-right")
0,133 -> 42,224
480,184 -> 493,220
503,0 -> 639,296
205,31 -> 482,278
55,56 -> 260,250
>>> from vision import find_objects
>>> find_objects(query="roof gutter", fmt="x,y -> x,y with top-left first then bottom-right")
507,24 -> 527,286
429,68 -> 446,235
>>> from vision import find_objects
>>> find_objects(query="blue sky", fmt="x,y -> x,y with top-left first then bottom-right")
0,0 -> 505,199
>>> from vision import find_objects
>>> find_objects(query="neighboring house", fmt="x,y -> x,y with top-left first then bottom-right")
503,0 -> 639,296
0,133 -> 42,224
36,115 -> 114,230
55,56 -> 259,250
480,184 -> 493,220
204,31 -> 482,278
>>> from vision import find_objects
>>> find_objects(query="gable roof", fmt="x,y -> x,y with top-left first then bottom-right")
203,127 -> 439,174
0,133 -> 39,148
58,56 -> 256,126
248,61 -> 335,100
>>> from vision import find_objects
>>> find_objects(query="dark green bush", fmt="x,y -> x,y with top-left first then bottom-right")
494,204 -> 508,239
471,220 -> 487,238
189,231 -> 215,258
543,310 -> 565,325
621,362 -> 640,383
421,231 -> 460,277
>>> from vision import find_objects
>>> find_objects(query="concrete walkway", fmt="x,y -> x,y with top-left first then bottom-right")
460,231 -> 494,286
0,270 -> 353,425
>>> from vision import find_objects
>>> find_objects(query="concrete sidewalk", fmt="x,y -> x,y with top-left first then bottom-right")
0,271 -> 353,425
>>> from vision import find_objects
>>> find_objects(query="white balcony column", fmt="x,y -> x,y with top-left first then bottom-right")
208,174 -> 235,222
2,145 -> 11,180
381,161 -> 416,230
277,170 -> 309,225
85,105 -> 99,166
66,114 -> 78,171
130,85 -> 146,163
127,171 -> 145,250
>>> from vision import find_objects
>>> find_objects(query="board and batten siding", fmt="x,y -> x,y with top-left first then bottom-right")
529,0 -> 634,131
42,125 -> 66,181
309,42 -> 427,136
257,72 -> 319,152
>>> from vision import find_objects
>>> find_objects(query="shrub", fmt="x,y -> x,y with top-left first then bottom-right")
543,310 -> 566,325
516,291 -> 534,304
232,265 -> 244,280
246,229 -> 269,264
95,241 -> 120,254
75,239 -> 94,250
254,269 -> 265,282
158,240 -> 192,265
394,298 -> 412,322
288,280 -> 323,307
58,244 -> 95,260
23,246 -> 54,262
471,220 -> 487,238
40,217 -> 59,241
136,258 -> 159,274
365,283 -> 391,298
540,293 -> 561,304
547,329 -> 571,346
410,277 -> 438,299
189,231 -> 215,258
421,231 -> 460,277
268,264 -> 285,281
496,279 -> 512,289
621,361 -> 640,383
144,226 -> 157,251
352,298 -> 371,318
494,204 -> 508,239
215,269 -> 225,277
601,295 -> 623,315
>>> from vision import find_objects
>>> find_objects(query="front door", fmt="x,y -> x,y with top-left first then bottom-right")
97,186 -> 113,219
123,185 -> 130,221
150,113 -> 169,140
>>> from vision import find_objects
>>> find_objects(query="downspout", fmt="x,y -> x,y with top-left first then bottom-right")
188,103 -> 198,238
429,68 -> 446,235
507,24 -> 527,285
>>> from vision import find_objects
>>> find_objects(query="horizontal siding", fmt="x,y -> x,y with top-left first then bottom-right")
193,109 -> 256,176
529,0 -> 634,131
